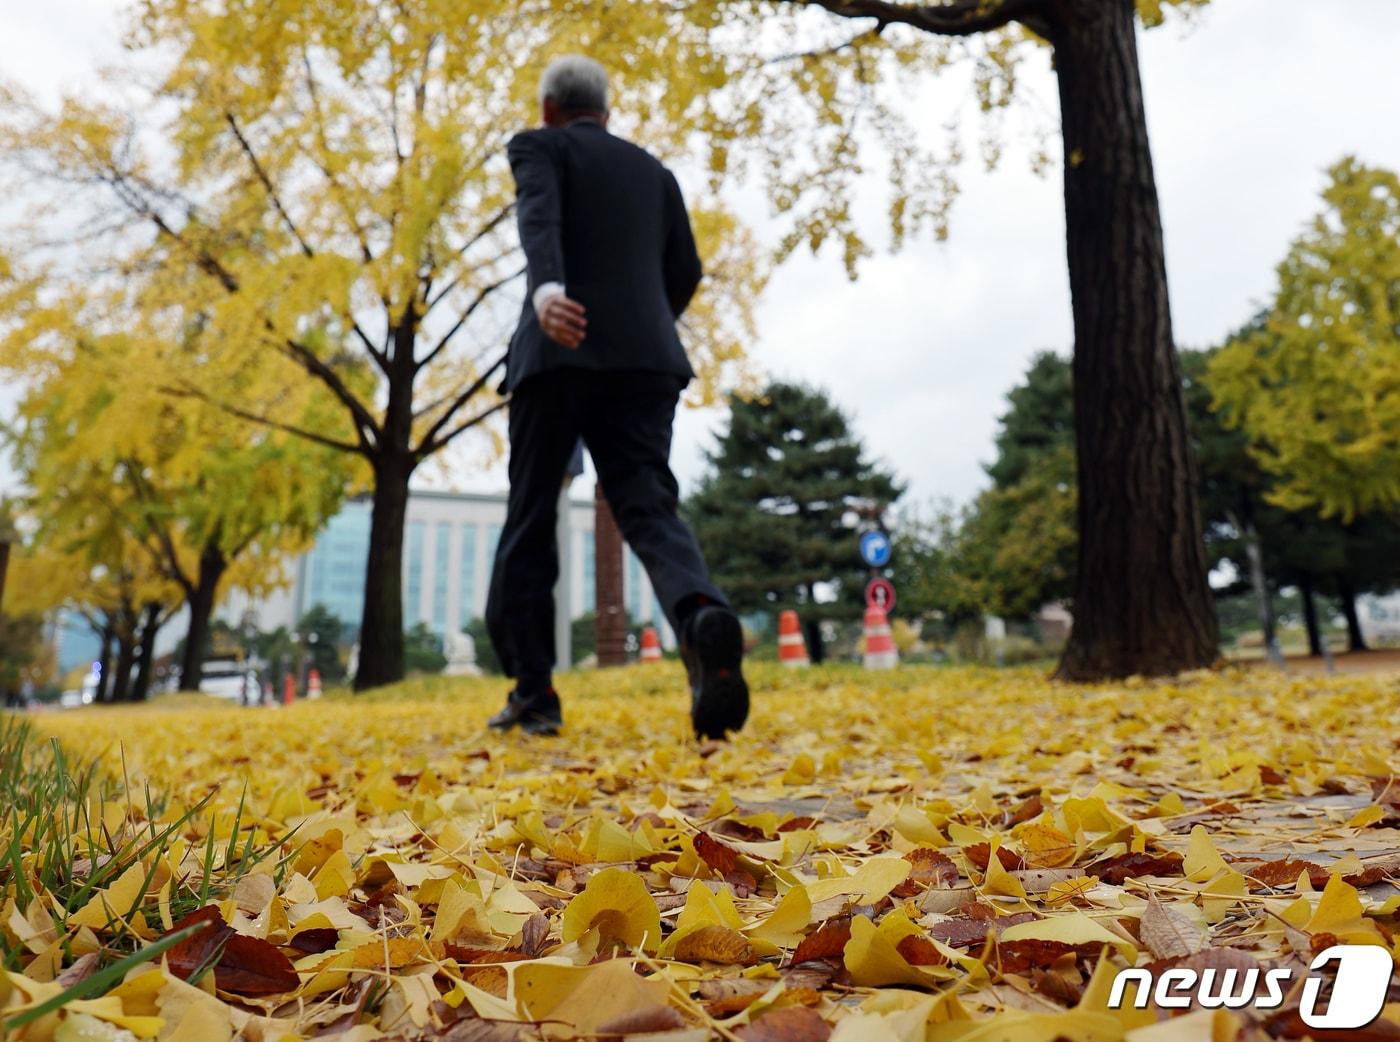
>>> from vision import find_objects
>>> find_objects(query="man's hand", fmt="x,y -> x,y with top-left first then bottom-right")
537,292 -> 587,349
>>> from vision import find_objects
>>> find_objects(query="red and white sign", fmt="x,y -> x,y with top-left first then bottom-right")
865,577 -> 896,612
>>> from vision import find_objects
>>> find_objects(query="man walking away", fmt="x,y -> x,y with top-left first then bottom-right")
484,55 -> 748,740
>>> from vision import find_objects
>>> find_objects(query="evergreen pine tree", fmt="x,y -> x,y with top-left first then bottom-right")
685,383 -> 902,655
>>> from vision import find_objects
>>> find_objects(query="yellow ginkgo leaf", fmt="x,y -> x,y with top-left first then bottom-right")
806,857 -> 911,905
999,912 -> 1136,962
1305,873 -> 1384,943
842,913 -> 950,989
512,958 -> 671,1032
1183,826 -> 1231,883
1046,876 -> 1099,907
981,852 -> 1028,900
746,885 -> 811,947
561,867 -> 662,952
1018,823 -> 1077,868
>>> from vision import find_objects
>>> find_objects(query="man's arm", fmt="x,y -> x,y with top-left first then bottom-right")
662,169 -> 703,319
508,131 -> 586,348
508,131 -> 565,290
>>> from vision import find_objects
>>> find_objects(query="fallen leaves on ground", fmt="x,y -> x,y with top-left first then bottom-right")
4,662 -> 1400,1040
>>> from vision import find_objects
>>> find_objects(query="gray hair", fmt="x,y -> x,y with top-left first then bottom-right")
539,55 -> 608,114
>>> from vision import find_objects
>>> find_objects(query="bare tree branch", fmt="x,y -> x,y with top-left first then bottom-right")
225,113 -> 316,258
795,0 -> 1050,38
412,352 -> 507,459
423,203 -> 518,314
418,266 -> 524,370
226,111 -> 391,370
415,398 -> 509,461
767,24 -> 886,63
160,381 -> 364,455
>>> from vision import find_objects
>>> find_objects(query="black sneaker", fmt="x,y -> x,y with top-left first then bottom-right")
488,688 -> 562,736
682,607 -> 749,740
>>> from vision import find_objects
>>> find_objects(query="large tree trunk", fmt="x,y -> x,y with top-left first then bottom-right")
131,604 -> 161,701
96,622 -> 115,703
1051,0 -> 1218,680
110,616 -> 136,703
1337,578 -> 1367,653
1299,576 -> 1323,657
177,541 -> 228,691
355,453 -> 411,690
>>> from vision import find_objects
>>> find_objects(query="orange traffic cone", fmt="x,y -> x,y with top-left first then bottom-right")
862,606 -> 899,669
282,673 -> 296,705
307,668 -> 322,699
639,626 -> 662,663
777,609 -> 809,668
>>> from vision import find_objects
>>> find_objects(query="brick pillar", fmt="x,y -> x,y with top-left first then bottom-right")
594,482 -> 627,667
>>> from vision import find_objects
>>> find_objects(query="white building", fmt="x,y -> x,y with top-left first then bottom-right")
219,488 -> 670,643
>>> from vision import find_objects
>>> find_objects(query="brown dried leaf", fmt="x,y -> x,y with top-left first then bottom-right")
594,1004 -> 686,1034
789,918 -> 852,966
288,928 -> 340,955
1091,851 -> 1184,885
736,1006 -> 832,1042
964,844 -> 1027,872
520,912 -> 550,958
673,925 -> 756,965
694,832 -> 740,876
1241,859 -> 1318,890
214,934 -> 302,996
893,849 -> 959,897
894,934 -> 945,966
927,917 -> 994,948
1005,794 -> 1045,827
55,953 -> 100,988
1139,894 -> 1207,961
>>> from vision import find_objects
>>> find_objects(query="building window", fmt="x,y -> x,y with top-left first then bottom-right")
405,521 -> 425,627
432,521 -> 450,635
300,501 -> 371,628
458,524 -> 477,626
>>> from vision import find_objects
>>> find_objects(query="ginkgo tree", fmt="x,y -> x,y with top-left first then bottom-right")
1209,158 -> 1400,522
675,0 -> 1220,679
0,258 -> 354,691
1,1 -> 760,691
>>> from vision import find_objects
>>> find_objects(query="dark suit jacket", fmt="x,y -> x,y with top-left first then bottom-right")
504,121 -> 703,393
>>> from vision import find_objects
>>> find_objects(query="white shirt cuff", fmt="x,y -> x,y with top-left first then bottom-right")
532,281 -> 565,314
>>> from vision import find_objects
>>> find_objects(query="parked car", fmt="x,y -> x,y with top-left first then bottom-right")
199,660 -> 261,703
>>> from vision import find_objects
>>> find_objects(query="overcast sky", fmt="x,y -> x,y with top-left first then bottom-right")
4,0 -> 1400,511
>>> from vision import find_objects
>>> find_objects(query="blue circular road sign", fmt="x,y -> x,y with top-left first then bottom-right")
859,529 -> 892,568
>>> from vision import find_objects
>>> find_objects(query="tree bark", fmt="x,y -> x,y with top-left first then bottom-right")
1337,578 -> 1367,653
354,453 -> 411,690
131,604 -> 162,701
96,622 -> 115,703
1050,0 -> 1218,680
1299,576 -> 1323,657
177,540 -> 228,691
110,617 -> 136,703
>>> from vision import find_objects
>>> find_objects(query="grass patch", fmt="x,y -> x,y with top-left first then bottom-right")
0,714 -> 289,1009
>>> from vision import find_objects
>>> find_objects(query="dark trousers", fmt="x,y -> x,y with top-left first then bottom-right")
485,369 -> 727,685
